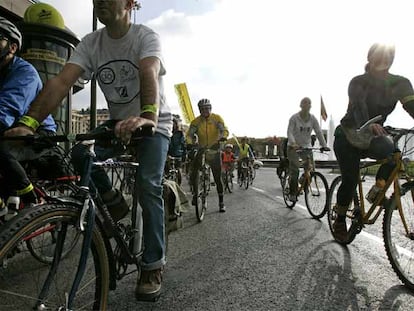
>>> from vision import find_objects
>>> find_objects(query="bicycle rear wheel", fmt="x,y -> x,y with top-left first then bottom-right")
383,187 -> 414,290
304,171 -> 329,219
327,176 -> 359,244
0,203 -> 110,310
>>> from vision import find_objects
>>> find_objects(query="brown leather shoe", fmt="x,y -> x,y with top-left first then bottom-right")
135,268 -> 162,302
333,218 -> 348,242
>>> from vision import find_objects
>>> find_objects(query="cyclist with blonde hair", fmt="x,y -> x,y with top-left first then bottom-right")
332,43 -> 414,241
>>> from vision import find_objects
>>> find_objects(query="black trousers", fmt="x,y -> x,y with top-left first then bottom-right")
334,131 -> 394,207
190,149 -> 223,200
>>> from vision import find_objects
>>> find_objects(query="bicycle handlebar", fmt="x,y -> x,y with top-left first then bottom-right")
357,115 -> 383,132
1,125 -> 155,145
296,147 -> 330,153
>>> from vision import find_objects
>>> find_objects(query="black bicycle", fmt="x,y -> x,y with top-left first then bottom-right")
191,147 -> 212,222
0,126 -> 154,310
164,155 -> 182,185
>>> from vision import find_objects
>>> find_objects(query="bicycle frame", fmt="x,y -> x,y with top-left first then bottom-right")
25,131 -> 148,309
354,150 -> 408,227
295,149 -> 316,194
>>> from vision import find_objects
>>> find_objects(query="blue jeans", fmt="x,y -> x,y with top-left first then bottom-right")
71,131 -> 169,270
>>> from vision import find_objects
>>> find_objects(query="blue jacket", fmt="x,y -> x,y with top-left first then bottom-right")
169,130 -> 186,158
0,56 -> 56,132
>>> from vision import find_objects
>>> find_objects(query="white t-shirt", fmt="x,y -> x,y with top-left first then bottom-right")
287,112 -> 327,148
68,24 -> 172,137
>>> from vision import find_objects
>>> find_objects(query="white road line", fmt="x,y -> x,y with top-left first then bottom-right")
256,186 -> 414,258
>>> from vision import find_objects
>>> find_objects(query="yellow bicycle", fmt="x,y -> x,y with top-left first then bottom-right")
327,126 -> 414,290
279,148 -> 329,219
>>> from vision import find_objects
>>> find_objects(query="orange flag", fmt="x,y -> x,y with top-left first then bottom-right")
320,95 -> 328,122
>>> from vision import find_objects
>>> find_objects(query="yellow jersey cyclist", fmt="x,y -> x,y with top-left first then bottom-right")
187,98 -> 229,213
236,137 -> 255,182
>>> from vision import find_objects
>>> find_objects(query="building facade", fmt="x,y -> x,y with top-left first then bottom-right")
72,109 -> 110,134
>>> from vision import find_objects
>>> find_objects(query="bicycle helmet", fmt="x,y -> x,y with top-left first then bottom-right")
0,17 -> 22,50
198,98 -> 211,109
225,143 -> 233,149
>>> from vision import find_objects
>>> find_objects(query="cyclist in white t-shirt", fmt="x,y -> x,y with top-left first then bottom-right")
5,0 -> 171,302
286,97 -> 330,201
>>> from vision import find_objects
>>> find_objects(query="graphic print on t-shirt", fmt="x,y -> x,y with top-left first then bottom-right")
97,60 -> 140,105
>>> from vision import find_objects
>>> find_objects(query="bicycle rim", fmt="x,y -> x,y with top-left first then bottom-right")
383,192 -> 414,290
327,176 -> 358,245
305,172 -> 329,219
0,204 -> 110,310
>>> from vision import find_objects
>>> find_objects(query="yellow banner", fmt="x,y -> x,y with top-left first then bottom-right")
174,83 -> 195,123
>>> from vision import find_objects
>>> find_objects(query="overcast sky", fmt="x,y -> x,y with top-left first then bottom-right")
42,0 -> 414,138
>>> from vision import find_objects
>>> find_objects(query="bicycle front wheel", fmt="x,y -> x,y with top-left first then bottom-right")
0,203 -> 110,310
304,171 -> 329,219
383,188 -> 414,290
224,171 -> 233,193
282,174 -> 296,209
28,182 -> 80,264
327,176 -> 359,245
194,170 -> 206,222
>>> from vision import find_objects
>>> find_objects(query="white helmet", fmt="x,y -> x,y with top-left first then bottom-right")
0,17 -> 22,50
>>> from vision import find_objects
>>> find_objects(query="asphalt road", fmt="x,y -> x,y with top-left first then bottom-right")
107,168 -> 414,311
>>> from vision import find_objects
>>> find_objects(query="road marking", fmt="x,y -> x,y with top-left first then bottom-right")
251,186 -> 265,193
257,187 -> 414,258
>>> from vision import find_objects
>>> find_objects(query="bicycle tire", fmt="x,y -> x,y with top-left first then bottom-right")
177,169 -> 182,186
244,169 -> 249,189
304,171 -> 329,219
194,170 -> 206,222
0,203 -> 110,310
27,182 -> 80,264
252,167 -> 256,180
249,168 -> 254,185
327,176 -> 358,245
238,171 -> 244,187
281,173 -> 296,208
383,190 -> 414,290
223,171 -> 233,193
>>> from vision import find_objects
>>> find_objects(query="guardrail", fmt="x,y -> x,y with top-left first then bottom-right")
260,159 -> 339,169
259,159 -> 381,170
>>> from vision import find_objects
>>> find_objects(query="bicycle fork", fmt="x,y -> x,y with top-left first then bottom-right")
36,145 -> 97,310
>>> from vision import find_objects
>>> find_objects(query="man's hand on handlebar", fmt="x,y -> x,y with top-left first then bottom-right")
4,125 -> 35,137
115,117 -> 155,144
